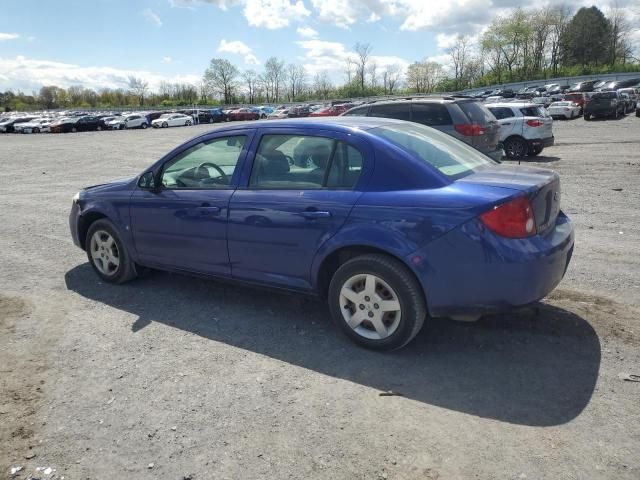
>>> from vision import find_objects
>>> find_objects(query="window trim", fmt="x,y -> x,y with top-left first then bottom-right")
246,133 -> 364,191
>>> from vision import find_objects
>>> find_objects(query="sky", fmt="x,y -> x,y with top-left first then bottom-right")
0,0 -> 638,93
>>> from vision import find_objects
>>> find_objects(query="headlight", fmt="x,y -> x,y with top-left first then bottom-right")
72,191 -> 80,204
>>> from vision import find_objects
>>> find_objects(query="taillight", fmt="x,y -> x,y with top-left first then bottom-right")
526,119 -> 544,127
454,123 -> 485,136
479,196 -> 536,239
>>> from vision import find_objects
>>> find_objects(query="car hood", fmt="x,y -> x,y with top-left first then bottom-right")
83,176 -> 137,193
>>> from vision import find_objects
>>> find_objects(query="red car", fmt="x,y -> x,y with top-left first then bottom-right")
228,108 -> 260,121
309,105 -> 349,117
563,93 -> 586,113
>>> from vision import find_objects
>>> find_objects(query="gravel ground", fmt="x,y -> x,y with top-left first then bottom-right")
1,117 -> 639,480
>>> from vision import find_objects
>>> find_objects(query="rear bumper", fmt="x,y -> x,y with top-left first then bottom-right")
408,211 -> 574,318
528,136 -> 554,150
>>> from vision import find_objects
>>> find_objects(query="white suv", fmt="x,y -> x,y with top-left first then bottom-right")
107,114 -> 149,130
486,102 -> 554,160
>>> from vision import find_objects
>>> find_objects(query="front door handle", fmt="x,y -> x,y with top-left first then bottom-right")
502,122 -> 512,125
195,205 -> 221,215
300,210 -> 331,219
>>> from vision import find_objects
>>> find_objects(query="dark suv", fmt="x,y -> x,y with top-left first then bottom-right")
343,98 -> 502,161
584,91 -> 625,120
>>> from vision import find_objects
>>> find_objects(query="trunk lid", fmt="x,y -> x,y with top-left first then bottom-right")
458,165 -> 561,234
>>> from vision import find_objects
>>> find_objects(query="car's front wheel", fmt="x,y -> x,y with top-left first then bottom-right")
86,219 -> 137,284
328,254 -> 426,351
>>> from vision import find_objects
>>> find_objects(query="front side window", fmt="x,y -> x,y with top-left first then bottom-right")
250,134 -> 363,189
343,106 -> 368,117
161,136 -> 246,189
371,123 -> 495,180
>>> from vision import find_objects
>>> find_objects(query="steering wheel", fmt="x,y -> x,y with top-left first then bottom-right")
196,162 -> 228,183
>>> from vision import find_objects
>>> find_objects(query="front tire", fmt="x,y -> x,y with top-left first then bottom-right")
530,145 -> 543,156
141,122 -> 148,129
162,122 -> 168,128
504,136 -> 528,160
86,219 -> 137,284
328,254 -> 426,351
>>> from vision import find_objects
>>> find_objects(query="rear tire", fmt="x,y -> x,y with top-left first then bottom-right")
328,254 -> 426,351
584,113 -> 591,121
141,122 -> 148,129
504,136 -> 528,160
85,219 -> 137,284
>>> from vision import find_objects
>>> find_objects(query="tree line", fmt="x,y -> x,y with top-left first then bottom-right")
1,5 -> 637,111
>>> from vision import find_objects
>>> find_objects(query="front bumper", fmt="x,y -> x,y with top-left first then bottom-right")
408,211 -> 574,318
69,201 -> 83,249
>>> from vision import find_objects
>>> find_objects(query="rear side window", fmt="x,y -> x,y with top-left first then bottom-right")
488,107 -> 515,120
369,103 -> 411,121
458,101 -> 496,124
593,92 -> 616,99
411,103 -> 452,126
342,106 -> 368,117
327,143 -> 363,188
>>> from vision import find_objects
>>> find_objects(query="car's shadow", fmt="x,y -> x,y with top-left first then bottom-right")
65,264 -> 600,427
503,156 -> 561,164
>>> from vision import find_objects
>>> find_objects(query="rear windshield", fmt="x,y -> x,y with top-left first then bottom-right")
520,106 -> 546,117
371,123 -> 496,180
458,101 -> 496,124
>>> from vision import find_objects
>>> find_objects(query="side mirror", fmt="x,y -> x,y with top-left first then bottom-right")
138,171 -> 158,191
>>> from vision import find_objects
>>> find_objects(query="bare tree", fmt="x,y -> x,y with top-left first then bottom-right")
354,42 -> 372,92
609,5 -> 633,65
203,58 -> 239,104
449,35 -> 469,90
344,56 -> 356,84
367,61 -> 378,89
263,57 -> 286,102
128,76 -> 149,106
242,69 -> 259,104
286,64 -> 306,102
313,71 -> 332,99
382,64 -> 401,94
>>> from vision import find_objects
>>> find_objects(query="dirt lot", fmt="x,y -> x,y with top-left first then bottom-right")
1,116 -> 639,479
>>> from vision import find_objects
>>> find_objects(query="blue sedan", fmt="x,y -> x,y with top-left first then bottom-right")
69,117 -> 574,350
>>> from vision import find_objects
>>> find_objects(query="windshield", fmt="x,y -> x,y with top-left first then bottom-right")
371,123 -> 496,180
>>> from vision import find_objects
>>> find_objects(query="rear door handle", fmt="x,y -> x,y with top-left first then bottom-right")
300,210 -> 331,219
502,122 -> 512,125
195,205 -> 221,215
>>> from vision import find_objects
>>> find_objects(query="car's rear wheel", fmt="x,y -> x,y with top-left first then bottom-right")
33,127 -> 40,133
209,118 -> 214,123
71,127 -> 77,133
86,219 -> 137,284
186,120 -> 192,126
328,254 -> 426,351
530,145 -> 543,156
141,122 -> 148,129
584,113 -> 591,121
504,136 -> 528,160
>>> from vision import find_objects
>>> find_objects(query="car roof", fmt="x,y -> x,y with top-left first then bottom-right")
486,102 -> 538,108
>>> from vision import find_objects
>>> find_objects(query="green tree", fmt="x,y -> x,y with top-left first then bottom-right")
203,58 -> 239,104
561,7 -> 611,67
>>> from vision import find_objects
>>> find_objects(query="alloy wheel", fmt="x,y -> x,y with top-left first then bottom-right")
339,273 -> 402,340
90,230 -> 120,276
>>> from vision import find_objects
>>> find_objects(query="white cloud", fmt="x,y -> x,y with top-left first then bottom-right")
243,0 -> 310,29
297,26 -> 319,38
142,8 -> 163,27
296,39 -> 410,79
0,56 -> 201,92
218,39 -> 253,55
162,56 -> 173,64
218,39 -> 261,65
0,33 -> 20,41
170,0 -> 241,8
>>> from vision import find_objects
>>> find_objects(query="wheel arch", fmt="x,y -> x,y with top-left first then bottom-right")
78,211 -> 108,250
314,244 -> 425,304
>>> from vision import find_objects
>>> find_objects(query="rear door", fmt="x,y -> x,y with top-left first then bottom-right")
410,102 -> 455,138
227,128 -> 371,290
487,106 -> 520,141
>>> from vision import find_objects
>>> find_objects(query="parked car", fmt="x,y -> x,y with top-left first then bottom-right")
107,114 -> 149,130
619,92 -> 634,114
50,115 -> 104,133
597,78 -> 640,91
287,106 -> 311,118
151,113 -> 193,128
547,101 -> 581,120
15,117 -> 52,133
0,116 -> 37,133
568,81 -> 598,93
584,91 -> 625,120
562,93 -> 587,113
617,88 -> 638,110
530,96 -> 553,108
209,108 -> 229,123
228,108 -> 260,121
487,102 -> 554,159
636,102 -> 640,118
343,97 -> 503,161
267,109 -> 290,119
309,105 -> 348,117
69,117 -> 573,350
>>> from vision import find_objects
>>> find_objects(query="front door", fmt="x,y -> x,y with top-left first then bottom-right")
228,130 -> 368,290
129,133 -> 250,276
